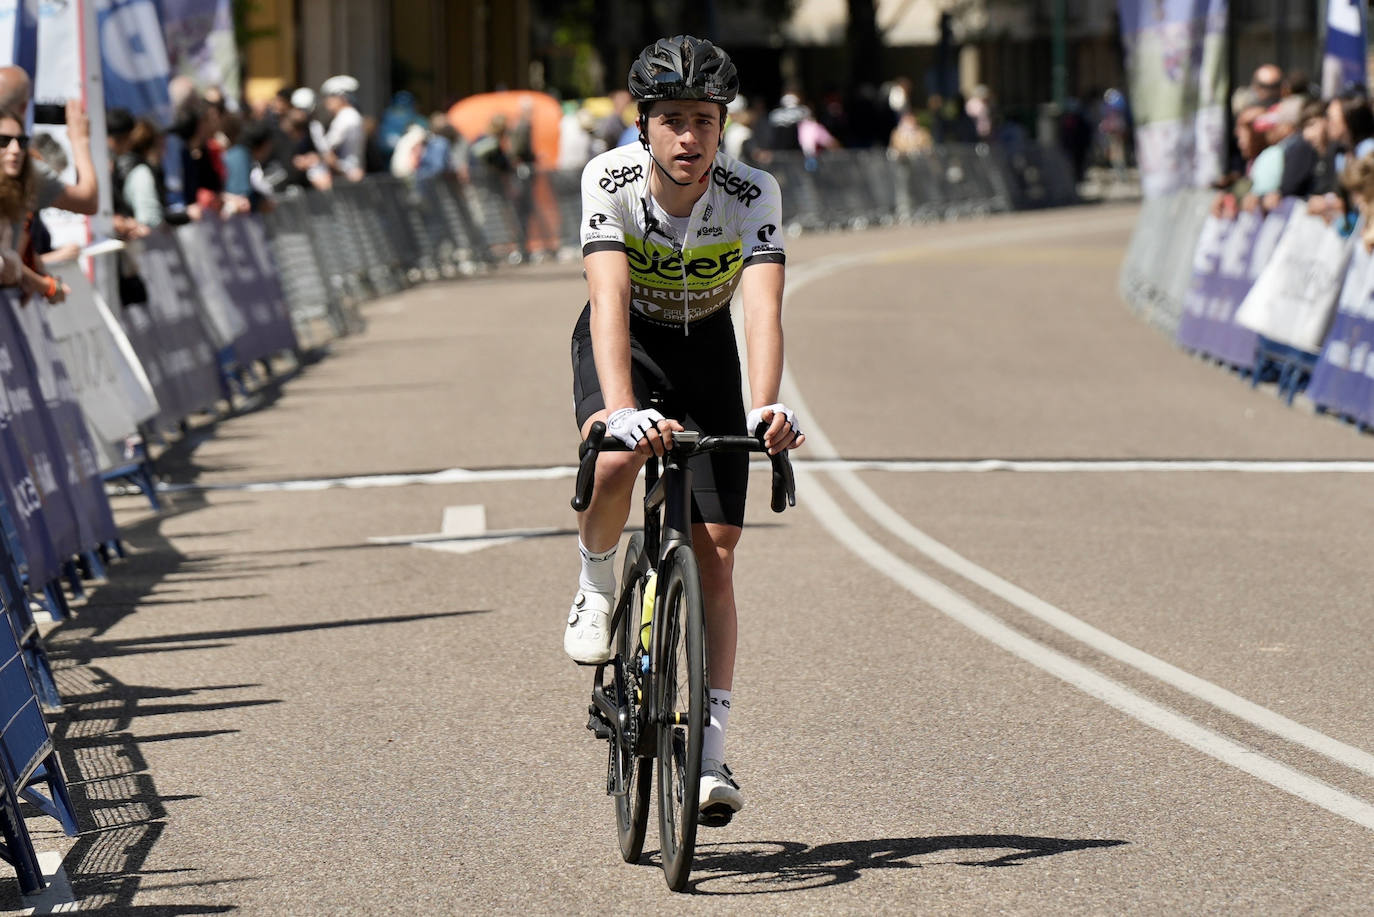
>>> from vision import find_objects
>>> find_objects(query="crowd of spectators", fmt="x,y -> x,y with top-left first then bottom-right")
1213,63 -> 1374,250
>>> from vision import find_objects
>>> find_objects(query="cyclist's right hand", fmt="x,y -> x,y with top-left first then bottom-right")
606,407 -> 682,456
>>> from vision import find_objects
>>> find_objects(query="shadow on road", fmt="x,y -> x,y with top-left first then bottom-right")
663,834 -> 1129,894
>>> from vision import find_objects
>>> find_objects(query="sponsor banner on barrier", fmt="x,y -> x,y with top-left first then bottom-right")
0,291 -> 80,566
204,214 -> 299,363
124,231 -> 224,428
9,294 -> 118,549
45,260 -> 159,459
1235,206 -> 1354,354
0,295 -> 59,587
1177,203 -> 1293,368
1119,0 -> 1229,197
174,219 -> 248,348
1307,228 -> 1374,422
90,0 -> 172,124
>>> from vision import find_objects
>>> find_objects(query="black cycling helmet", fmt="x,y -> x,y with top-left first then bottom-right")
628,35 -> 738,105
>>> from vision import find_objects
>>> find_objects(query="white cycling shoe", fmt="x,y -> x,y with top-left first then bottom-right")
564,590 -> 614,664
698,760 -> 743,827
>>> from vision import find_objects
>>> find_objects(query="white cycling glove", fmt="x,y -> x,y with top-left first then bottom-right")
746,403 -> 802,438
607,406 -> 666,449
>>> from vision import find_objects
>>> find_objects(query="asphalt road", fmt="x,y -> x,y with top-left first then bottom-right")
9,202 -> 1374,914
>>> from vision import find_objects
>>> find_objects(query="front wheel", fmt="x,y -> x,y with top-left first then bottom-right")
614,533 -> 652,863
654,545 -> 707,892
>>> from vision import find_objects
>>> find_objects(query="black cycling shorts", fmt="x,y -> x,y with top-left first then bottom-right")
571,303 -> 748,527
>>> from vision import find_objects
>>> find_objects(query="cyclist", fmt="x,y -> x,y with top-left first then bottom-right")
565,35 -> 805,824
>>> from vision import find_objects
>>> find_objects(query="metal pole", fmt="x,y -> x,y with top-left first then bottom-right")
1052,0 -> 1067,109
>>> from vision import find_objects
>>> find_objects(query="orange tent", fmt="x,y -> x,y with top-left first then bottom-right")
447,90 -> 563,170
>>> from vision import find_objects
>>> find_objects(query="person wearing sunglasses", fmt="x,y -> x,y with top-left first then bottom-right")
0,110 -> 67,304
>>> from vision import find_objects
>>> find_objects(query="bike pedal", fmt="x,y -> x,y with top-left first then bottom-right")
698,805 -> 735,829
585,707 -> 613,740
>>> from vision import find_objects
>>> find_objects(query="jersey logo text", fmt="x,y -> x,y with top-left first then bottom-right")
711,165 -> 762,206
599,164 -> 644,192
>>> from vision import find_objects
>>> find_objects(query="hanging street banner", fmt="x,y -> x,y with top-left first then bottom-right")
1322,0 -> 1368,98
158,0 -> 240,105
0,0 -> 38,79
1118,0 -> 1230,198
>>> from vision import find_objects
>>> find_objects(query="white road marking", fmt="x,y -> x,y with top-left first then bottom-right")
149,457 -> 1374,497
367,504 -> 561,555
798,468 -> 1374,831
762,222 -> 1374,826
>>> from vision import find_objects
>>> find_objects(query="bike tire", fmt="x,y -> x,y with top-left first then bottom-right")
654,545 -> 707,892
614,533 -> 653,863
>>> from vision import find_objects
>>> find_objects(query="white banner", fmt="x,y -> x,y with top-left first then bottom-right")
41,260 -> 159,466
1234,208 -> 1354,353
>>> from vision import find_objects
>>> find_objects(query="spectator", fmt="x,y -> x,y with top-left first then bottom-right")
1251,63 -> 1284,107
965,84 -> 996,142
1340,149 -> 1374,250
557,101 -> 596,171
0,109 -> 65,303
722,95 -> 752,160
421,112 -> 468,182
362,116 -> 390,174
596,89 -> 633,151
0,67 -> 97,217
390,122 -> 428,179
1245,96 -> 1304,211
219,113 -> 254,214
1328,89 -> 1374,175
116,118 -> 167,231
1212,104 -> 1270,217
471,113 -> 511,175
1278,98 -> 1334,199
766,91 -> 807,151
797,100 -> 841,167
317,75 -> 365,183
171,98 -> 223,218
889,108 -> 933,157
380,90 -> 424,154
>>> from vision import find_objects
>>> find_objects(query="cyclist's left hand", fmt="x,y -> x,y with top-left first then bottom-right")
747,403 -> 805,455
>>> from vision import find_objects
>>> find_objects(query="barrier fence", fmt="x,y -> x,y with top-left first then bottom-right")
1121,191 -> 1374,426
0,138 -> 1080,894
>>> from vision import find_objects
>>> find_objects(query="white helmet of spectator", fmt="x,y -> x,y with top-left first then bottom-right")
290,87 -> 316,111
321,75 -> 359,99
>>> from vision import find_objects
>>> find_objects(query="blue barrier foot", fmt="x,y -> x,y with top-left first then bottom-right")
0,787 -> 46,894
40,584 -> 69,622
61,563 -> 84,601
22,760 -> 78,837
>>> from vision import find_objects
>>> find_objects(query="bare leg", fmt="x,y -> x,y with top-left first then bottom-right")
577,412 -> 647,554
693,522 -> 741,692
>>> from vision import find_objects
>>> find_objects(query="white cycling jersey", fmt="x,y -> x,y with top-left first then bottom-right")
580,143 -> 786,329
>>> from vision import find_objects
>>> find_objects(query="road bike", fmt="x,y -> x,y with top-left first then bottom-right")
571,419 -> 796,891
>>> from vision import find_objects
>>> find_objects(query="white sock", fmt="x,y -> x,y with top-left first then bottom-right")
702,689 -> 731,764
578,540 -> 617,595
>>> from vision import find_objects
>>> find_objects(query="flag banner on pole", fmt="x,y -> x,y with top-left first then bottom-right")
1118,0 -> 1230,197
1322,0 -> 1368,98
0,0 -> 38,76
158,0 -> 240,105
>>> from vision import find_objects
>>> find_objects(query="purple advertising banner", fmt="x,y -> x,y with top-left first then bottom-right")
0,293 -> 78,578
200,214 -> 299,364
124,230 -> 225,429
1176,201 -> 1294,368
0,311 -> 59,589
1307,231 -> 1374,423
10,300 -> 117,550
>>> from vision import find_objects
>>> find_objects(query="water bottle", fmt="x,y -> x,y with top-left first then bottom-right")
639,570 -> 656,652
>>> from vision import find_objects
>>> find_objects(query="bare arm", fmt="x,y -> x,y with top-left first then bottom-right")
52,100 -> 98,214
741,261 -> 804,452
584,248 -> 637,415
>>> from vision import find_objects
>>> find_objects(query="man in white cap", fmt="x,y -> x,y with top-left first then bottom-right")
316,74 -> 364,185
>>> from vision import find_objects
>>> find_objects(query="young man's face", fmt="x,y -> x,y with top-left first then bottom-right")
643,100 -> 722,185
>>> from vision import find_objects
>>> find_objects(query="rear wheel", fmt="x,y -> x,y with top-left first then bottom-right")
655,545 -> 707,892
613,533 -> 652,863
